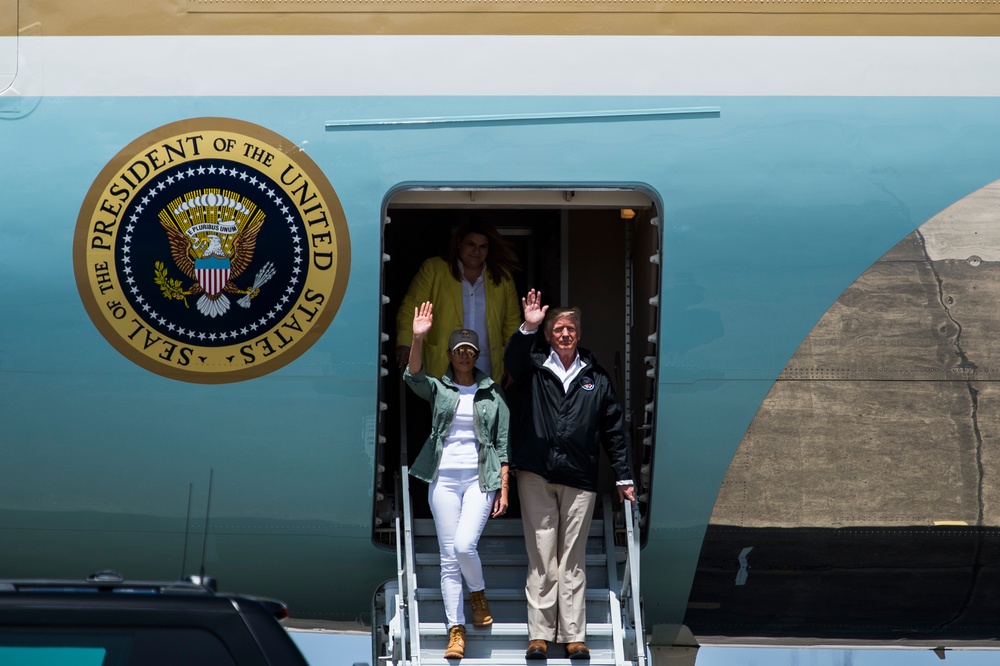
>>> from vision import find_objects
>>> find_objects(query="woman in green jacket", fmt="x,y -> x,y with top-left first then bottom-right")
404,301 -> 510,660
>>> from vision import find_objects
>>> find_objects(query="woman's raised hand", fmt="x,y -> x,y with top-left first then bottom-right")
412,301 -> 434,339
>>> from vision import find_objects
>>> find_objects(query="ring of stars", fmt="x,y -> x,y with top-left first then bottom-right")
119,161 -> 305,345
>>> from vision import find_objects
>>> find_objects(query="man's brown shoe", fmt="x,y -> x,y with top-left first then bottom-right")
469,589 -> 493,627
566,642 -> 590,660
525,639 -> 547,659
444,625 -> 466,659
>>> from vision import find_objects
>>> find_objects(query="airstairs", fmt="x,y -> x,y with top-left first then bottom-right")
375,467 -> 646,666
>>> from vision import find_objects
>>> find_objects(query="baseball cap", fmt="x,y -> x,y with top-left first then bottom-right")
448,328 -> 479,353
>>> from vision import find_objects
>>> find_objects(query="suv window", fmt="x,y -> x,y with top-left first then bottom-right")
0,573 -> 308,666
0,628 -> 237,666
1,646 -> 106,666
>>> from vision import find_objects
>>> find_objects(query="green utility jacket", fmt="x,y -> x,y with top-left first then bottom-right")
404,366 -> 509,492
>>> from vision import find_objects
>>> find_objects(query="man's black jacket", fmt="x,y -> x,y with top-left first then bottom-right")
504,330 -> 632,492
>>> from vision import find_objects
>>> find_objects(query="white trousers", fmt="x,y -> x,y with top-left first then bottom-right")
429,468 -> 496,627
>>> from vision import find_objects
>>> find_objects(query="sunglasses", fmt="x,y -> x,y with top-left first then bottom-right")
452,347 -> 478,358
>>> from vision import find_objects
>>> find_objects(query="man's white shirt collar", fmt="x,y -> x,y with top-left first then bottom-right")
543,348 -> 584,393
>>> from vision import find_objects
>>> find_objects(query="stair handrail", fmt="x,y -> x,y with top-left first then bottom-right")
621,499 -> 645,666
401,465 -> 421,666
396,374 -> 421,665
603,495 -> 628,666
393,509 -> 408,665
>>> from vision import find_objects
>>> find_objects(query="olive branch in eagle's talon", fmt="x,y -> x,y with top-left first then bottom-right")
154,261 -> 192,308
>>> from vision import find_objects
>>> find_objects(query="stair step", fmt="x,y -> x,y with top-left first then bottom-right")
412,518 -> 606,538
419,657 -> 617,666
413,590 -> 615,625
414,539 -> 613,558
420,640 -> 619,657
419,637 -> 621,665
418,622 -> 616,637
414,589 -> 610,602
416,566 -> 608,595
415,553 -> 614,567
414,571 -> 613,592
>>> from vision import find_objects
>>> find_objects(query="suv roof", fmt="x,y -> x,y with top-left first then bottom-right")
0,570 -> 310,666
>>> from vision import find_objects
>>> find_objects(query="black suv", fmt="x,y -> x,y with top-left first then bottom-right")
0,570 -> 310,666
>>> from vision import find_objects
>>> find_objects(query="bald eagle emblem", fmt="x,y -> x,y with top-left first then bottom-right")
155,189 -> 275,318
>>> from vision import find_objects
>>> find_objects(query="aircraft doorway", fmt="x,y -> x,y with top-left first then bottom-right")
374,188 -> 660,548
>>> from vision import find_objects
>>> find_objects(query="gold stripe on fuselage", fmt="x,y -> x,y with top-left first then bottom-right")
16,0 -> 1000,36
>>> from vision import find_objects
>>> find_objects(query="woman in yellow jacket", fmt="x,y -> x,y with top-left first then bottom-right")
396,221 -> 520,383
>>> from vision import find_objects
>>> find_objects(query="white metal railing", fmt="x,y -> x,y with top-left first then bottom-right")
620,499 -> 645,666
393,512 -> 408,665
604,496 -> 646,666
401,466 -> 421,666
603,496 -> 628,666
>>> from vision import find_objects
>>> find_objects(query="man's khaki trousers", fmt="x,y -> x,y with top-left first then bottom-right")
518,471 -> 597,643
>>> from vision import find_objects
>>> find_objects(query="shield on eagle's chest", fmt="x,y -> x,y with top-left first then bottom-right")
195,257 -> 232,297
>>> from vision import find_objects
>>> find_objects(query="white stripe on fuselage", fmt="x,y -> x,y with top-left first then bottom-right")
7,35 -> 1000,97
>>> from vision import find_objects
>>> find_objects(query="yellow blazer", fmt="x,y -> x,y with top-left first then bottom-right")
396,257 -> 520,381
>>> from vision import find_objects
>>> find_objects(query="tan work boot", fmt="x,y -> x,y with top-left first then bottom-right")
469,589 -> 493,627
444,625 -> 466,659
566,642 -> 590,660
525,639 -> 548,659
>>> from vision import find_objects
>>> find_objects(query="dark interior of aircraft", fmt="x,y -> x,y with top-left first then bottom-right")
373,190 -> 661,548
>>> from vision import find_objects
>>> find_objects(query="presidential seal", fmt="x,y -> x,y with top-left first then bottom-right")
73,118 -> 351,383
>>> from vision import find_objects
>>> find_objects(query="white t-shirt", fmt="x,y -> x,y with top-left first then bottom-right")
439,383 -> 480,470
